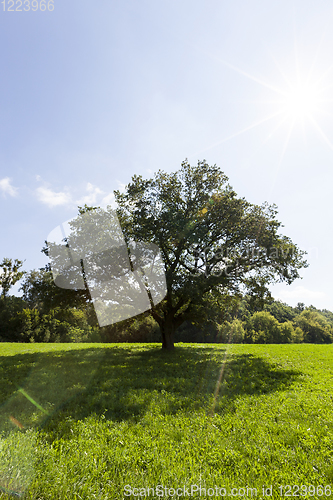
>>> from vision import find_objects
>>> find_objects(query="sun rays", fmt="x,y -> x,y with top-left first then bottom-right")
190,33 -> 333,165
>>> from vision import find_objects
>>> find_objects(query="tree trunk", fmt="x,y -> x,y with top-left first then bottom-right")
160,317 -> 176,350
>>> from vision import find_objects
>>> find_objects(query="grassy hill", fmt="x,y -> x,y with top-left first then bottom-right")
1,343 -> 333,499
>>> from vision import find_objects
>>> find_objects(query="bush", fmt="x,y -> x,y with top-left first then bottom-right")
0,296 -> 27,341
248,311 -> 282,343
125,315 -> 160,342
16,308 -> 42,342
175,321 -> 218,343
8,306 -> 101,343
291,326 -> 304,343
264,300 -> 296,323
295,309 -> 333,343
278,321 -> 294,343
100,313 -> 160,343
217,319 -> 245,343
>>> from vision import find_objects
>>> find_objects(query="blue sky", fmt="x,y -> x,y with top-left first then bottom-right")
1,0 -> 333,310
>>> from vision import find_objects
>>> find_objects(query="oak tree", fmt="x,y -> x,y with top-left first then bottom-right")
114,160 -> 308,349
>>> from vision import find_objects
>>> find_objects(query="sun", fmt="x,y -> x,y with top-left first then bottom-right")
188,28 -> 333,165
279,81 -> 322,122
191,51 -> 333,161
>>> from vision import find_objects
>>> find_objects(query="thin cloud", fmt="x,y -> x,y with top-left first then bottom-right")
100,180 -> 127,208
100,192 -> 116,208
77,183 -> 104,206
36,186 -> 72,208
275,285 -> 328,305
35,181 -> 124,209
0,177 -> 18,197
76,180 -> 125,208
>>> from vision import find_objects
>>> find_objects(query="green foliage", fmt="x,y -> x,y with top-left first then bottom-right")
220,298 -> 333,345
3,269 -> 333,345
264,299 -> 296,323
114,160 -> 308,348
20,267 -> 96,323
278,320 -> 295,343
291,326 -> 304,343
248,311 -> 282,343
175,320 -> 219,343
15,308 -> 42,342
242,311 -> 300,344
100,313 -> 160,343
0,258 -> 25,298
295,309 -> 333,344
0,299 -> 101,344
320,308 -> 333,324
0,161 -> 313,348
0,296 -> 27,342
217,318 -> 245,343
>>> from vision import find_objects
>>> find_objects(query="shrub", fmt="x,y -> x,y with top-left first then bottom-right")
249,311 -> 282,343
217,319 -> 245,343
100,313 -> 160,343
295,309 -> 333,343
278,321 -> 294,343
291,326 -> 304,343
0,296 -> 27,341
264,300 -> 296,323
9,306 -> 101,343
10,308 -> 41,342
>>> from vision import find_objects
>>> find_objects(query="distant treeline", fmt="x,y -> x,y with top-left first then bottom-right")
0,266 -> 332,344
166,296 -> 333,345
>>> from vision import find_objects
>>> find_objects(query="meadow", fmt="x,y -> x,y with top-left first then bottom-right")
0,342 -> 333,499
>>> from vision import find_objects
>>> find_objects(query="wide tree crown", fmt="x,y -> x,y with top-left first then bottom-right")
114,160 -> 308,308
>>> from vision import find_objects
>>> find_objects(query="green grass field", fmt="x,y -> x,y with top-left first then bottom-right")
0,343 -> 333,499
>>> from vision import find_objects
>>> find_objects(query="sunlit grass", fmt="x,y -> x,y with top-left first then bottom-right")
0,343 -> 333,499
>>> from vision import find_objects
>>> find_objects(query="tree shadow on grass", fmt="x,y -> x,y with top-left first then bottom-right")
0,345 -> 302,436
0,345 -> 303,496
